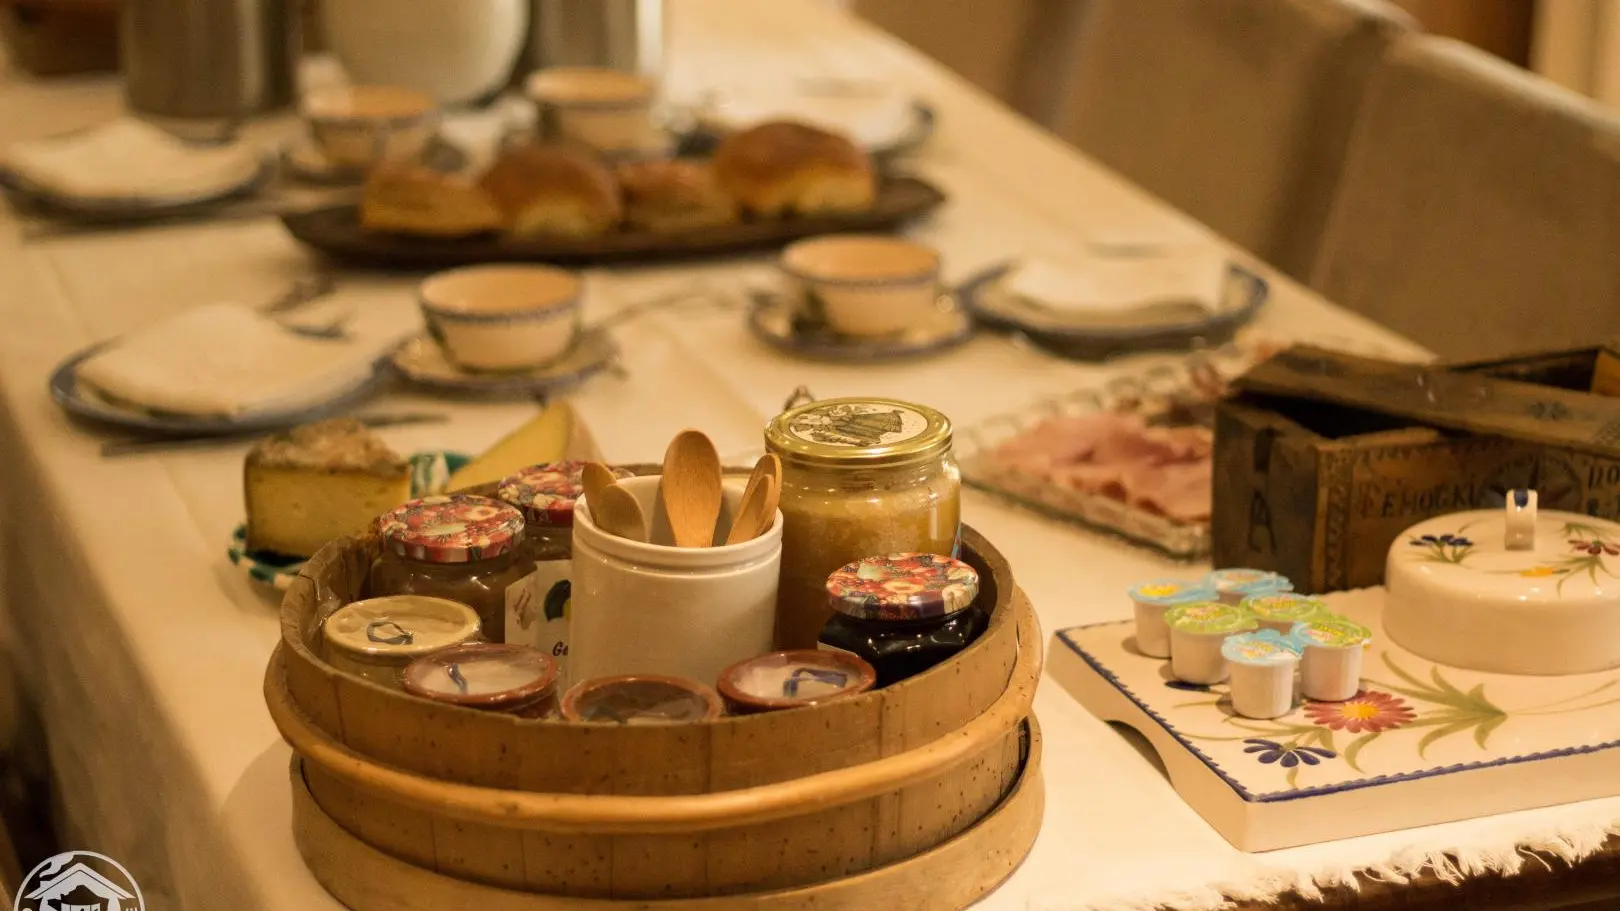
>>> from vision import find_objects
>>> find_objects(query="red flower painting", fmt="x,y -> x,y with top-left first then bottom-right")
1304,690 -> 1416,734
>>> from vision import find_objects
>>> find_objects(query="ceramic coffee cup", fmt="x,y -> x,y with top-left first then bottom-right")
525,66 -> 660,155
779,235 -> 943,338
418,264 -> 583,372
302,84 -> 440,171
570,474 -> 782,686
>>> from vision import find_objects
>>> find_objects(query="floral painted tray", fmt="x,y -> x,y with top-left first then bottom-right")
1050,587 -> 1620,851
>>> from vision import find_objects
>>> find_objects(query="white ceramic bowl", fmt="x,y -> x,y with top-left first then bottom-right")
525,66 -> 659,154
301,84 -> 440,171
779,235 -> 943,337
570,475 -> 783,686
418,265 -> 583,373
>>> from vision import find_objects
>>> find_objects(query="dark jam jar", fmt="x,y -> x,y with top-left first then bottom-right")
368,495 -> 529,644
818,553 -> 986,688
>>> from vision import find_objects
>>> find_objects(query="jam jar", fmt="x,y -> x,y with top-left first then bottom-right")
818,553 -> 985,688
402,643 -> 559,718
496,461 -> 632,667
766,397 -> 961,650
368,495 -> 530,644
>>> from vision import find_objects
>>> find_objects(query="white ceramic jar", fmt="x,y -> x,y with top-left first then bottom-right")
320,0 -> 528,105
569,475 -> 782,687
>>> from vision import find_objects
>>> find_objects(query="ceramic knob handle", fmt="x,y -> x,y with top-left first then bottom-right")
1505,489 -> 1538,551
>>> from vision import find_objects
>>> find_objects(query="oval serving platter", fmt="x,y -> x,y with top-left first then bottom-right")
229,450 -> 471,591
278,175 -> 947,270
965,262 -> 1270,361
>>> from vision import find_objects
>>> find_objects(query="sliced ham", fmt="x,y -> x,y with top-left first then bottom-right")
1124,460 -> 1213,523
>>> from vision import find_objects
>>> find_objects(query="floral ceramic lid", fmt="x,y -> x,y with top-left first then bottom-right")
401,643 -> 557,707
1129,579 -> 1218,606
1394,489 -> 1620,603
377,495 -> 524,563
1241,593 -> 1328,624
1207,568 -> 1293,598
1289,616 -> 1371,649
322,595 -> 482,661
1164,601 -> 1258,635
1221,629 -> 1303,666
497,461 -> 632,528
826,553 -> 980,621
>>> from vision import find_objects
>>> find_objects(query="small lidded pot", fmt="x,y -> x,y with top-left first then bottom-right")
1129,578 -> 1218,659
768,397 -> 962,650
560,675 -> 724,724
1222,629 -> 1303,719
525,66 -> 661,156
368,495 -> 530,644
1241,593 -> 1329,634
402,643 -> 559,718
418,264 -> 583,373
716,650 -> 877,715
1207,568 -> 1293,606
322,595 -> 482,688
819,553 -> 985,688
1291,616 -> 1371,702
496,461 -> 633,667
779,235 -> 943,338
1164,601 -> 1258,685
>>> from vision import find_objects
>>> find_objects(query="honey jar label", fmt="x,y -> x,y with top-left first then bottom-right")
787,401 -> 930,449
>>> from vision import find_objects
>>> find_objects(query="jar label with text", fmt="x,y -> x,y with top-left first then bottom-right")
507,559 -> 574,682
788,401 -> 929,449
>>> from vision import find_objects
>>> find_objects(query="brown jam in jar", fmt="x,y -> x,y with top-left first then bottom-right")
367,495 -> 529,644
766,398 -> 962,651
818,553 -> 985,688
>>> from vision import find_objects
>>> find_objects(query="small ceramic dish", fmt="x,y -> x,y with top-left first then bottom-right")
0,153 -> 275,221
779,235 -> 942,338
525,66 -> 660,155
559,674 -> 725,723
402,643 -> 560,718
301,84 -> 440,171
964,261 -> 1269,361
746,285 -> 972,363
280,132 -> 468,186
716,649 -> 876,714
389,326 -> 616,399
418,264 -> 584,372
228,450 -> 469,591
322,595 -> 484,688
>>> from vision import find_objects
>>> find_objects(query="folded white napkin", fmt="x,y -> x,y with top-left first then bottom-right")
704,82 -> 915,148
76,303 -> 383,417
1,118 -> 262,201
1005,248 -> 1232,321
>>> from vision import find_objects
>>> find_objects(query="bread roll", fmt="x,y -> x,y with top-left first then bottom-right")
616,159 -> 739,233
712,120 -> 876,217
478,142 -> 623,239
359,163 -> 503,238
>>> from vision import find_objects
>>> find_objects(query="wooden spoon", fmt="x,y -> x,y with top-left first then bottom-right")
592,484 -> 647,543
581,462 -> 618,511
726,454 -> 782,545
661,429 -> 723,548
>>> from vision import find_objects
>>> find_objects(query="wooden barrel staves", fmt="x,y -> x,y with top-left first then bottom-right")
265,524 -> 1043,907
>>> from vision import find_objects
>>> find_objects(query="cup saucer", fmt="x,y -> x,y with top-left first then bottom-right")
746,286 -> 974,363
388,326 -> 618,399
280,134 -> 469,185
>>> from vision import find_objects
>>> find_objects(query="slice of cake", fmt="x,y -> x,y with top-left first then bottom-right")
244,419 -> 412,558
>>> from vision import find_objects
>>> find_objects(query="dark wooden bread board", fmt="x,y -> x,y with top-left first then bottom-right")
278,175 -> 946,270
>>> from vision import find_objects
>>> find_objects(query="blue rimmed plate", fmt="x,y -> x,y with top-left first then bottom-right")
228,450 -> 471,591
746,282 -> 978,363
0,152 -> 276,221
964,261 -> 1269,361
388,327 -> 618,399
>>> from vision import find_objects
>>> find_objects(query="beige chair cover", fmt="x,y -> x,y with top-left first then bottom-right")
1312,35 -> 1620,359
852,0 -> 1046,109
1059,0 -> 1414,279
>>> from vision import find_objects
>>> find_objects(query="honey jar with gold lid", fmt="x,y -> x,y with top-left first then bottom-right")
765,396 -> 961,650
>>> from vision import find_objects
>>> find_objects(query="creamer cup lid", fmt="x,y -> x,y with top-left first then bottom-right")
1129,579 -> 1217,606
1164,601 -> 1258,635
1241,593 -> 1327,622
1222,629 -> 1303,666
1290,616 -> 1372,648
1207,568 -> 1293,597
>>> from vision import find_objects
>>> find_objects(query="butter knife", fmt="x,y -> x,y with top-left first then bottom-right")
99,411 -> 449,458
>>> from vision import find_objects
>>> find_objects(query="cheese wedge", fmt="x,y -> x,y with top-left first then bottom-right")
245,419 -> 412,558
448,402 -> 600,491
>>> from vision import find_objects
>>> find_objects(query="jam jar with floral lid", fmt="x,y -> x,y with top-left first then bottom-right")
766,397 -> 962,651
818,553 -> 985,687
496,461 -> 632,667
368,495 -> 530,644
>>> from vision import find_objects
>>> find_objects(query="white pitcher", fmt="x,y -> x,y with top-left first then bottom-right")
320,0 -> 528,105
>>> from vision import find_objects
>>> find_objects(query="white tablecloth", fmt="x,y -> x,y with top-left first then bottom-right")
11,3 -> 1611,910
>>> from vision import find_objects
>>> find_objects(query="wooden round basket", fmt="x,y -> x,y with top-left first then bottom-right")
265,524 -> 1042,906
